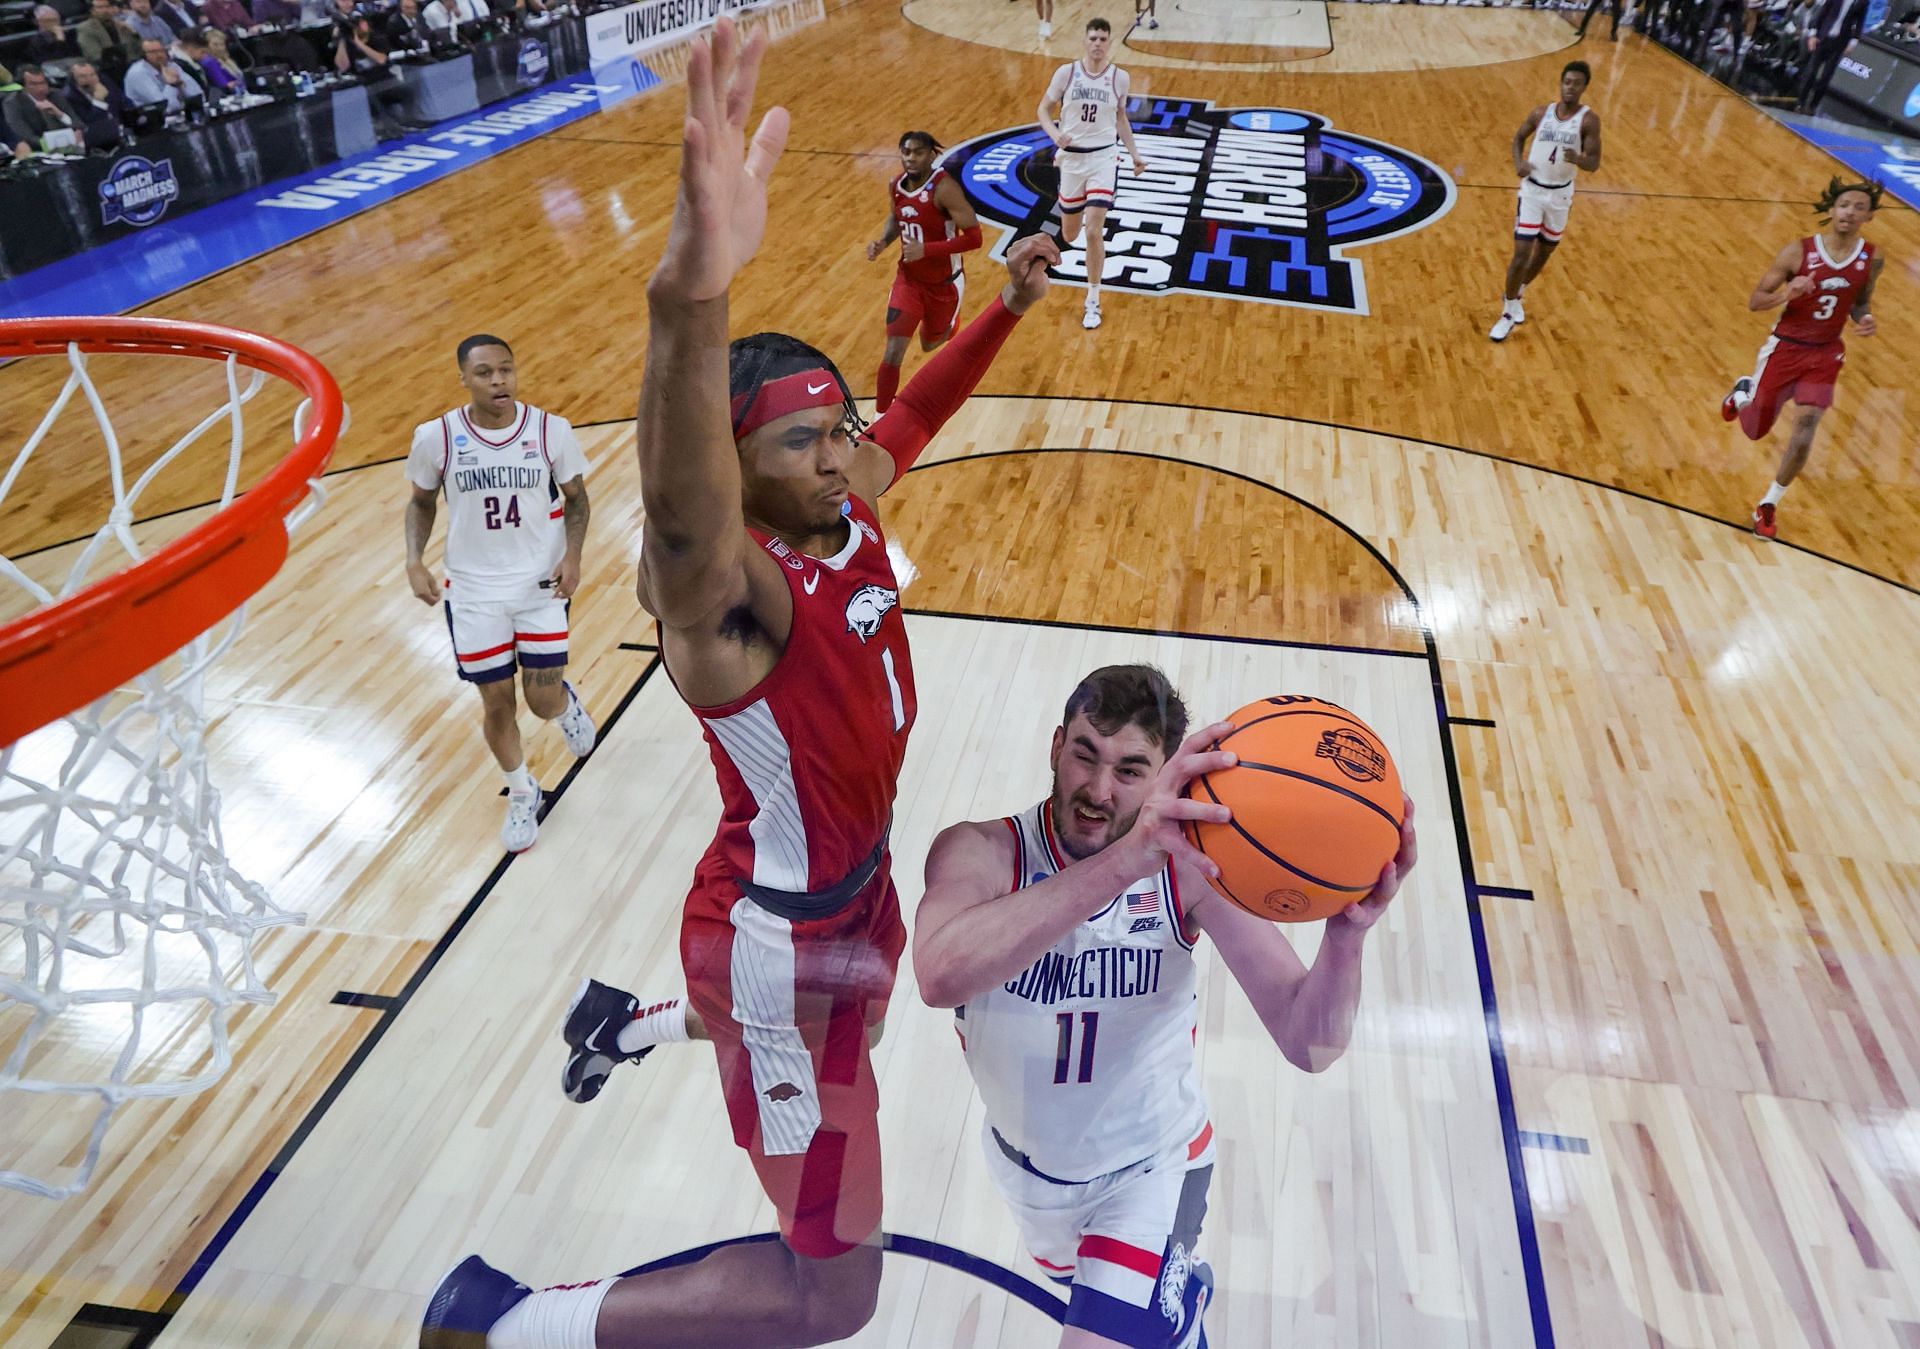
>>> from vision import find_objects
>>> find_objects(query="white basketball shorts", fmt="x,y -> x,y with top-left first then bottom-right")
1057,144 -> 1120,215
442,592 -> 568,684
1515,177 -> 1574,243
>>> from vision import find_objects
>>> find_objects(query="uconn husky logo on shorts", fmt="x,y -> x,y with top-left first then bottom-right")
949,97 -> 1455,315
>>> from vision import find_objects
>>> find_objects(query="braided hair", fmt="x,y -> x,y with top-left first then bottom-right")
899,130 -> 944,155
727,332 -> 867,443
1815,175 -> 1883,223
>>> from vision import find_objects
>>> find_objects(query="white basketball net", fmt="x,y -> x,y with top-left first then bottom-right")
0,341 -> 333,1199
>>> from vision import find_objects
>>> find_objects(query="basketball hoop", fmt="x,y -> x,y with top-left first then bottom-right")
0,317 -> 344,1198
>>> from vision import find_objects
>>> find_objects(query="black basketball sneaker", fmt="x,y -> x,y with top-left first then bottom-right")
560,977 -> 654,1104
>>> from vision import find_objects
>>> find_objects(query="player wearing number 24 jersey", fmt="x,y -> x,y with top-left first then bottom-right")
402,333 -> 597,856
913,666 -> 1419,1349
865,129 -> 983,416
1722,178 -> 1885,541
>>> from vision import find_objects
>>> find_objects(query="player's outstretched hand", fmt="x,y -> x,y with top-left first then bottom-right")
1329,795 -> 1416,933
1000,233 -> 1060,314
1112,720 -> 1238,881
406,560 -> 439,606
1853,312 -> 1877,337
650,17 -> 789,304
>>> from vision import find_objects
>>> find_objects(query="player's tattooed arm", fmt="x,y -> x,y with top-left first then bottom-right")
865,185 -> 899,261
403,484 -> 439,606
1511,107 -> 1542,178
1575,110 -> 1601,173
1851,252 -> 1883,334
1750,239 -> 1810,311
554,475 -> 588,599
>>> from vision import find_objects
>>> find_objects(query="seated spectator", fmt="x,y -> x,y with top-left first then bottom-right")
422,0 -> 487,31
124,35 -> 205,112
4,63 -> 83,153
204,27 -> 248,72
196,0 -> 253,31
176,26 -> 237,91
385,0 -> 431,49
25,6 -> 84,63
334,12 -> 428,136
123,0 -> 180,45
64,58 -> 127,145
76,0 -> 143,74
155,0 -> 201,33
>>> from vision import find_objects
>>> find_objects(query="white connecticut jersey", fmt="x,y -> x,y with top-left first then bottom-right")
956,800 -> 1208,1183
1526,103 -> 1587,188
405,403 -> 586,603
1052,60 -> 1124,150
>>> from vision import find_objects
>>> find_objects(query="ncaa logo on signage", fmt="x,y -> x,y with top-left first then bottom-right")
950,98 -> 1455,315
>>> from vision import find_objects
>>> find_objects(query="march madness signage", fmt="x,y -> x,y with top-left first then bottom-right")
948,99 -> 1454,315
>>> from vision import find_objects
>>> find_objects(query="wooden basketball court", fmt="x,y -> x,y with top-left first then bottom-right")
3,1 -> 1917,1345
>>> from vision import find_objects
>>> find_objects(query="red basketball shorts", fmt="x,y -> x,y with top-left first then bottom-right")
681,867 -> 905,1259
1739,334 -> 1844,441
885,270 -> 963,343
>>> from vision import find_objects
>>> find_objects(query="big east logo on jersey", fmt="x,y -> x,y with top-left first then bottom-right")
949,99 -> 1454,315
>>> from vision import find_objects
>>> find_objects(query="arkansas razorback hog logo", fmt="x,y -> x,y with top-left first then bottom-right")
763,1081 -> 804,1102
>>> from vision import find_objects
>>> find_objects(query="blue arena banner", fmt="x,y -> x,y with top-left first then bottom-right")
1786,120 -> 1920,211
0,71 -> 658,322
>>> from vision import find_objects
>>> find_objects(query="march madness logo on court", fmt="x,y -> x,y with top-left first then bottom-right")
948,99 -> 1454,315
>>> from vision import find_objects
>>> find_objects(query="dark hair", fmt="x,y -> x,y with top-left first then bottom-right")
1062,665 -> 1188,758
899,130 -> 942,154
178,25 -> 206,44
1562,60 -> 1591,82
1087,16 -> 1111,32
19,63 -> 45,79
1817,174 -> 1882,219
456,333 -> 512,368
728,331 -> 862,440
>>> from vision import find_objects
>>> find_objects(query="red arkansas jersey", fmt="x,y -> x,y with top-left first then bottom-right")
677,495 -> 916,899
893,168 -> 959,287
1773,235 -> 1875,345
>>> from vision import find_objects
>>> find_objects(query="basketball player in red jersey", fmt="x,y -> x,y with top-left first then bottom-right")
1721,178 -> 1884,540
422,19 -> 1060,1349
865,129 -> 982,413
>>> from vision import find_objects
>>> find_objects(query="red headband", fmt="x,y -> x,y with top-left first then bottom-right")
730,367 -> 845,439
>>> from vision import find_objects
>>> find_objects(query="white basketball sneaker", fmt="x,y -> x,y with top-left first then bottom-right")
1038,19 -> 1051,37
1083,296 -> 1102,330
1489,305 -> 1517,342
1146,14 -> 1159,26
556,680 -> 596,757
502,785 -> 541,854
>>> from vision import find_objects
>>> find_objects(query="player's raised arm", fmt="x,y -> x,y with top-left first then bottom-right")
845,233 -> 1060,501
913,722 -> 1236,1009
1189,796 -> 1417,1073
1749,239 -> 1810,311
636,19 -> 788,628
1511,107 -> 1542,177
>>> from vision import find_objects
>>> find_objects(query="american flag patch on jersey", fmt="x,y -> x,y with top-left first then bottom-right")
1125,891 -> 1158,916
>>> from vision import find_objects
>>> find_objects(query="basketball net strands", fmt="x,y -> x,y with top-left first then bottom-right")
0,318 -> 343,1199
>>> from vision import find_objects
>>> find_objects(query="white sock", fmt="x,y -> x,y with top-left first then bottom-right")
1086,284 -> 1101,306
487,1278 -> 614,1349
616,995 -> 691,1054
504,763 -> 537,798
1761,481 -> 1787,507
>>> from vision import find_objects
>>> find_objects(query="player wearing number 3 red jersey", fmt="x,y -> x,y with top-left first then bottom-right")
422,20 -> 1062,1349
1721,178 -> 1885,540
865,130 -> 983,414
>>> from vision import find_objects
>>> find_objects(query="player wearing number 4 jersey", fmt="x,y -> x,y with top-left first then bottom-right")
866,129 -> 982,414
1721,178 -> 1884,540
913,666 -> 1418,1349
403,333 -> 597,856
422,21 -> 1062,1349
1490,62 -> 1600,342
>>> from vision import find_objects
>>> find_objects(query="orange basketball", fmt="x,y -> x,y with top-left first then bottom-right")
1181,696 -> 1403,923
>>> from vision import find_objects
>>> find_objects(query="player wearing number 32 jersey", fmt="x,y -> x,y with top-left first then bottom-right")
1721,178 -> 1884,541
913,665 -> 1420,1349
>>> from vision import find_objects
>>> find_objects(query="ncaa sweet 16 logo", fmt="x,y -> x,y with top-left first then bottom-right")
949,98 -> 1455,315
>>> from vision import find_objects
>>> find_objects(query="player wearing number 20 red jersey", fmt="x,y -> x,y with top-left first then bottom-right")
1721,178 -> 1885,540
865,130 -> 982,415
